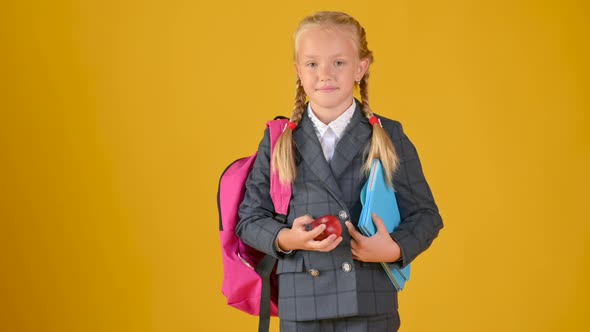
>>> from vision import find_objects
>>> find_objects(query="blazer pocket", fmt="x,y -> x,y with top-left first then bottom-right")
276,255 -> 304,274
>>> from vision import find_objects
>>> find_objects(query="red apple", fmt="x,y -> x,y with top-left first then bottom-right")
311,215 -> 342,241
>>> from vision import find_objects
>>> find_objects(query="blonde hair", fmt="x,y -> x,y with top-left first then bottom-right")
272,11 -> 399,186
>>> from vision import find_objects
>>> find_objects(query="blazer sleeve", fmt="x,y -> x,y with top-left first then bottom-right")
386,120 -> 444,268
235,128 -> 288,260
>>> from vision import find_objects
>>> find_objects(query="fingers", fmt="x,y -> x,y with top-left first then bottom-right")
372,213 -> 389,234
294,214 -> 335,243
307,223 -> 327,240
292,214 -> 314,227
345,221 -> 364,241
308,234 -> 343,252
324,236 -> 343,251
346,221 -> 366,261
292,214 -> 316,233
289,215 -> 350,252
350,243 -> 364,261
350,246 -> 359,259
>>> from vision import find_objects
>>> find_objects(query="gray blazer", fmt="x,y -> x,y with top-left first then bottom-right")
236,101 -> 443,321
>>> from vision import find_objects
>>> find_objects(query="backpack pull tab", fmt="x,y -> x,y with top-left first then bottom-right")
273,214 -> 287,224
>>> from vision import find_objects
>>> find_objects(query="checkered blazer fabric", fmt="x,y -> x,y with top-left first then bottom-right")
236,101 -> 443,322
280,311 -> 400,332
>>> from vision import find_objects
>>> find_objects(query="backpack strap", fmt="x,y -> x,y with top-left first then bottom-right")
256,255 -> 277,332
257,119 -> 291,332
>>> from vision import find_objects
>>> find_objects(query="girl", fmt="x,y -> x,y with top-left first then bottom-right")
236,11 -> 443,331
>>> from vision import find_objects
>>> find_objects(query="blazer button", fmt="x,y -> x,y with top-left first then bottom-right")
342,262 -> 352,273
308,269 -> 320,277
338,210 -> 349,221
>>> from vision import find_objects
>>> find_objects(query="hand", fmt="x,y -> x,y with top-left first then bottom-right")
277,215 -> 343,252
345,213 -> 401,263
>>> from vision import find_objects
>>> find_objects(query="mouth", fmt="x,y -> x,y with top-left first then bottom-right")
316,87 -> 338,92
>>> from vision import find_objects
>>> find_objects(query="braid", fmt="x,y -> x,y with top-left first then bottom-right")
359,71 -> 399,188
291,78 -> 307,123
359,72 -> 372,116
271,79 -> 307,184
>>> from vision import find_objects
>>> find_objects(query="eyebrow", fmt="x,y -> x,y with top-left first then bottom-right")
300,53 -> 351,59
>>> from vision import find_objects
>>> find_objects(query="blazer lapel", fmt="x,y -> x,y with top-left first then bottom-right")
292,114 -> 344,201
329,102 -> 372,180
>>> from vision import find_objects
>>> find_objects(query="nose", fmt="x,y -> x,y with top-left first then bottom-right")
318,64 -> 334,81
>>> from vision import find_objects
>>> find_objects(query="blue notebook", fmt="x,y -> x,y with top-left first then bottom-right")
359,159 -> 411,291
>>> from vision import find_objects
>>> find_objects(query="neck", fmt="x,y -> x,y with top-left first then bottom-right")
310,99 -> 354,124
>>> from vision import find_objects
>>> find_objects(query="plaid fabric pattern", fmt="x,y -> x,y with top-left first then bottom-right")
236,100 -> 443,321
280,311 -> 400,332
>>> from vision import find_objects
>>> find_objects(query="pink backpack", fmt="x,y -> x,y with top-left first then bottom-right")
217,119 -> 291,332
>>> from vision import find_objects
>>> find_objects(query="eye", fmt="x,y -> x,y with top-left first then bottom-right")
306,62 -> 317,68
335,60 -> 345,66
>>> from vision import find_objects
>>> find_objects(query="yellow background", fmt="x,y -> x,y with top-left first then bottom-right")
1,0 -> 588,331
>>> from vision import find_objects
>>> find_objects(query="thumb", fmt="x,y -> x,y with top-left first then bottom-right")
292,214 -> 314,229
372,213 -> 390,234
345,221 -> 363,241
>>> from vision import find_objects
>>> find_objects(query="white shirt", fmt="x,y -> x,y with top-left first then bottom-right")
307,99 -> 356,161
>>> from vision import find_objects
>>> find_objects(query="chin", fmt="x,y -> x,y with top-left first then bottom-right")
311,95 -> 350,110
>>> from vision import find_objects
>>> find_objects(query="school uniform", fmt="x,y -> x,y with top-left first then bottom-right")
236,98 -> 443,331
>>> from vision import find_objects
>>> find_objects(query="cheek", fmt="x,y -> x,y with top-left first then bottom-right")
302,84 -> 315,96
344,68 -> 357,79
300,75 -> 315,87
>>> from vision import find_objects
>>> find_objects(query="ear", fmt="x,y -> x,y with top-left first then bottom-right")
294,62 -> 302,79
356,58 -> 370,81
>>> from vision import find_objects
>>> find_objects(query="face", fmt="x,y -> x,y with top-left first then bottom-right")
295,26 -> 369,119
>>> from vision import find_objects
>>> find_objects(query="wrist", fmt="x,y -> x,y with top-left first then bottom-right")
391,238 -> 402,262
276,228 -> 293,254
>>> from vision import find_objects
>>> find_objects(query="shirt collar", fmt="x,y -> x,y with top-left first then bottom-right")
306,99 -> 356,139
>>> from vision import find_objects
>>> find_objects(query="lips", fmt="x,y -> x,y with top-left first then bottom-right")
317,86 -> 338,92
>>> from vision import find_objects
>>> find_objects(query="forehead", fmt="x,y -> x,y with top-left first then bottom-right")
296,26 -> 358,59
